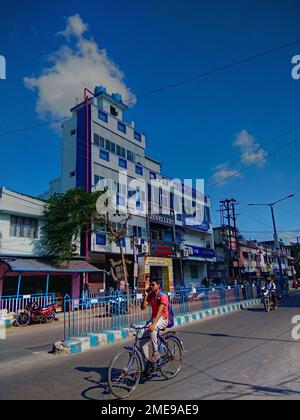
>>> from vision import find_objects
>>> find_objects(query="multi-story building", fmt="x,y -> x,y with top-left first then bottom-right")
213,226 -> 296,283
47,85 -> 216,291
0,187 -> 102,302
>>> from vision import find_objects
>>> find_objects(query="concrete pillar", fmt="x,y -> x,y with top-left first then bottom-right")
71,273 -> 81,299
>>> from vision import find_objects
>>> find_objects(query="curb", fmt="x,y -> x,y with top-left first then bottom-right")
0,312 -> 16,329
53,298 -> 261,355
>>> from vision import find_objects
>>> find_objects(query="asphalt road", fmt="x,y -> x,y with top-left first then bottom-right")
1,292 -> 300,400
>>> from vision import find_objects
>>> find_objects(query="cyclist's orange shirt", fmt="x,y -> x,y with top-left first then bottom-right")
148,292 -> 169,321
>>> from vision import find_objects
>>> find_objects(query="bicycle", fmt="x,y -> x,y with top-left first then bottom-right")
108,322 -> 184,399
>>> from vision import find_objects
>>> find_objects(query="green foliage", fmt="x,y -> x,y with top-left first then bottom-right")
42,188 -> 105,261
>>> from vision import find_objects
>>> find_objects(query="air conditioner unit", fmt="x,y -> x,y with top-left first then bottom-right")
182,248 -> 189,257
142,244 -> 149,254
134,238 -> 141,245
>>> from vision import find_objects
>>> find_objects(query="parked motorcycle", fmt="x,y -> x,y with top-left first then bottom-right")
106,294 -> 128,316
261,287 -> 277,312
15,301 -> 57,327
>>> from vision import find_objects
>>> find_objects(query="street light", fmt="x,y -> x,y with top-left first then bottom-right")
248,194 -> 295,289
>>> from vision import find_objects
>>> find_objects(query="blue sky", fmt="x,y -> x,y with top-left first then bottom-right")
1,0 -> 300,242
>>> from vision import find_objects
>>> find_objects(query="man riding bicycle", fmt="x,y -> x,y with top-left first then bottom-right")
140,278 -> 169,363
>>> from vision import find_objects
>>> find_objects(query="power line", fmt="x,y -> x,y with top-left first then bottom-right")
122,39 -> 300,103
1,39 -> 300,139
0,116 -> 68,138
207,135 -> 300,189
209,121 -> 300,181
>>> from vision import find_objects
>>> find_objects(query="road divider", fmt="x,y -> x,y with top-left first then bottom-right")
52,298 -> 261,355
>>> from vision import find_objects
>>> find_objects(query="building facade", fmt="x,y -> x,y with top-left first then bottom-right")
213,226 -> 296,283
47,85 -> 216,291
0,187 -> 103,302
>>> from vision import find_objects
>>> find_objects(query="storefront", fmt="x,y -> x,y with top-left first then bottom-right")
138,256 -> 174,292
181,244 -> 216,286
0,257 -> 103,300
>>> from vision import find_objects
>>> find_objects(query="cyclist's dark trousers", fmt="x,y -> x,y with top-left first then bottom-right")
271,292 -> 277,307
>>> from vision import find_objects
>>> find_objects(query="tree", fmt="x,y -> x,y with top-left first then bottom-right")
42,188 -> 104,261
104,212 -> 132,295
42,188 -> 133,293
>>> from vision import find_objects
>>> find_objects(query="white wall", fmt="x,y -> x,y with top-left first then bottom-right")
183,261 -> 208,285
0,188 -> 45,256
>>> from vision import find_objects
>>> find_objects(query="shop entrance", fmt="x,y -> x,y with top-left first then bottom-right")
138,257 -> 174,292
150,266 -> 163,282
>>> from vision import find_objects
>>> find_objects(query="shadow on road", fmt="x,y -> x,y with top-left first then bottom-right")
176,329 -> 300,345
75,364 -> 166,400
203,376 -> 300,400
75,366 -> 111,400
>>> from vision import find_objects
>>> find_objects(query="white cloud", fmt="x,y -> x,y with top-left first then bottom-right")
58,14 -> 88,39
210,163 -> 241,186
210,129 -> 269,187
24,14 -> 136,122
234,129 -> 268,166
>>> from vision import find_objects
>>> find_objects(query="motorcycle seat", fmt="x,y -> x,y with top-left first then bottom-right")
40,304 -> 55,311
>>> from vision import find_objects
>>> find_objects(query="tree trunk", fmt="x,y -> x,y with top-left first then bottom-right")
119,241 -> 130,295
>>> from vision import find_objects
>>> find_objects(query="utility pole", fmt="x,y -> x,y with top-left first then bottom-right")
249,194 -> 295,291
219,198 -> 241,284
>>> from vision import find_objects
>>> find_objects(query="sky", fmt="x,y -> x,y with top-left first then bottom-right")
0,0 -> 300,243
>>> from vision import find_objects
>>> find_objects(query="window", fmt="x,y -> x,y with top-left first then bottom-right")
116,145 -> 126,158
110,106 -> 118,117
98,110 -> 108,122
127,150 -> 135,163
117,183 -> 127,195
10,216 -> 38,239
100,149 -> 109,161
118,121 -> 126,133
94,175 -> 104,187
117,195 -> 126,206
176,214 -> 182,222
150,171 -> 156,180
135,165 -> 143,176
119,158 -> 127,169
99,136 -> 105,147
133,226 -> 142,237
134,131 -> 142,142
204,206 -> 211,223
70,171 -> 76,177
191,266 -> 198,280
135,155 -> 143,165
70,129 -> 76,136
160,189 -> 168,208
96,233 -> 106,246
94,133 -> 100,146
105,139 -> 116,153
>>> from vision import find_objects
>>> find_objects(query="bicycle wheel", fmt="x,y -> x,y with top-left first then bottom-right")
108,349 -> 142,399
159,336 -> 183,380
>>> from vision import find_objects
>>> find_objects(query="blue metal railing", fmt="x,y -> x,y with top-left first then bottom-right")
0,293 -> 55,315
64,284 -> 258,340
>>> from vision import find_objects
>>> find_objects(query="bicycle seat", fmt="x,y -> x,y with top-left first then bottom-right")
130,323 -> 148,330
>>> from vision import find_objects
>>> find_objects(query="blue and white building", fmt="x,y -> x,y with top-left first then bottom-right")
47,85 -> 216,289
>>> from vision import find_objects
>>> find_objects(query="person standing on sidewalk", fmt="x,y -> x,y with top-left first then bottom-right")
140,278 -> 169,362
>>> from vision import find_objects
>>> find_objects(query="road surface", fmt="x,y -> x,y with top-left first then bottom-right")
1,292 -> 300,400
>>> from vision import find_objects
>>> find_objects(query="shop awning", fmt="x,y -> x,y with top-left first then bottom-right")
0,257 -> 102,273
